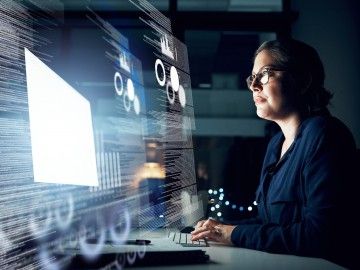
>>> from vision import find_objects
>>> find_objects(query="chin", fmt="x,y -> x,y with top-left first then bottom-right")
257,110 -> 276,122
256,109 -> 269,120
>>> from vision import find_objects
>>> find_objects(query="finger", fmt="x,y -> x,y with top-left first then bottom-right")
191,225 -> 212,235
201,219 -> 210,227
192,229 -> 221,242
191,230 -> 213,241
195,220 -> 206,229
202,218 -> 219,228
192,220 -> 216,235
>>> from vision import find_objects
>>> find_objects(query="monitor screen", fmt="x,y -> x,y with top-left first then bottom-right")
0,0 -> 199,268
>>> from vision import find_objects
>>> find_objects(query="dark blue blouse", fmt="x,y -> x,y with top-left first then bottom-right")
230,115 -> 358,267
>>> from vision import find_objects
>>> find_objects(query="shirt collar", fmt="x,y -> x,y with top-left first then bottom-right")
265,118 -> 309,172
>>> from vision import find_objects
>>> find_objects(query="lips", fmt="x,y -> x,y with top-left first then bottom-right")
253,95 -> 266,104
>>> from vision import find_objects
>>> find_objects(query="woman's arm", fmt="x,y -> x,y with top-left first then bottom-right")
231,123 -> 356,258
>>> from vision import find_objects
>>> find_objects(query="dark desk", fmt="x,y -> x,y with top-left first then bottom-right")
130,242 -> 345,270
70,231 -> 346,270
129,231 -> 345,270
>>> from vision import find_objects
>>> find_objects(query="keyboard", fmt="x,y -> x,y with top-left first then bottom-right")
168,232 -> 209,247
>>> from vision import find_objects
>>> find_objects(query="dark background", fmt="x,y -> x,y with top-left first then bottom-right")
46,0 -> 360,221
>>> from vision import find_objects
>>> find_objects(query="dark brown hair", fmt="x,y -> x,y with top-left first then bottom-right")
255,39 -> 333,115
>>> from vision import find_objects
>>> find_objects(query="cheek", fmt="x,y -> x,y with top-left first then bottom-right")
264,86 -> 284,107
277,76 -> 299,105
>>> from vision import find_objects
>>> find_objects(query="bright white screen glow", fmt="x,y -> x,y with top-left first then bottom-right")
25,48 -> 98,186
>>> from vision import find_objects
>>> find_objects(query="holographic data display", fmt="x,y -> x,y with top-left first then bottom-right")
0,0 -> 198,268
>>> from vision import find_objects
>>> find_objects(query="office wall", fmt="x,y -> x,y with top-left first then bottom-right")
292,0 -> 360,146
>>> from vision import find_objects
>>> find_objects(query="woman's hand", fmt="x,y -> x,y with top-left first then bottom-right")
190,218 -> 236,245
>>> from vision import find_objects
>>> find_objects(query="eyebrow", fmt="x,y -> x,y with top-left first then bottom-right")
252,65 -> 273,75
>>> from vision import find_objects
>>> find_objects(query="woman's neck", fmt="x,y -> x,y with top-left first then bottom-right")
275,113 -> 302,143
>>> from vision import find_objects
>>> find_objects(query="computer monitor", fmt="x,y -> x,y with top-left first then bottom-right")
0,0 -> 199,269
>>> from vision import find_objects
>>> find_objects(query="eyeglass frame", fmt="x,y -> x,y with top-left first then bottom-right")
246,65 -> 286,90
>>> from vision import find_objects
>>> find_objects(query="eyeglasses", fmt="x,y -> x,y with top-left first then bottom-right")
246,66 -> 285,90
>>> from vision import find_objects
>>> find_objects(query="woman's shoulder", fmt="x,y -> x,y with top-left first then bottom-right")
302,115 -> 348,132
300,115 -> 355,147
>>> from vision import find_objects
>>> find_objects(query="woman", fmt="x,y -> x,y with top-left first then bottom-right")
191,39 -> 358,268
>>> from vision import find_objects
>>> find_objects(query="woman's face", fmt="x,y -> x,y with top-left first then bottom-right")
250,50 -> 296,121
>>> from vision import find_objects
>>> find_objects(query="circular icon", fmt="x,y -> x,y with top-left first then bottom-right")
166,80 -> 175,104
109,208 -> 131,244
115,253 -> 126,269
79,217 -> 106,260
137,243 -> 147,259
127,251 -> 137,265
123,91 -> 131,112
126,78 -> 135,101
54,194 -> 74,230
133,95 -> 140,115
114,72 -> 124,96
155,59 -> 166,87
170,66 -> 179,92
178,85 -> 186,108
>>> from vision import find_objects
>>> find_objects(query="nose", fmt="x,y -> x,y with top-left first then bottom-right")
249,79 -> 262,92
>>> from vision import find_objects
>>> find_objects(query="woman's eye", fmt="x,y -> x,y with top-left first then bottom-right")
260,72 -> 269,84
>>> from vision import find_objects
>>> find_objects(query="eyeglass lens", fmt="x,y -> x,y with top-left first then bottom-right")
247,71 -> 269,89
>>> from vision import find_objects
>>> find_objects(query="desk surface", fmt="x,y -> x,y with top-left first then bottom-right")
128,236 -> 345,270
129,243 -> 345,270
